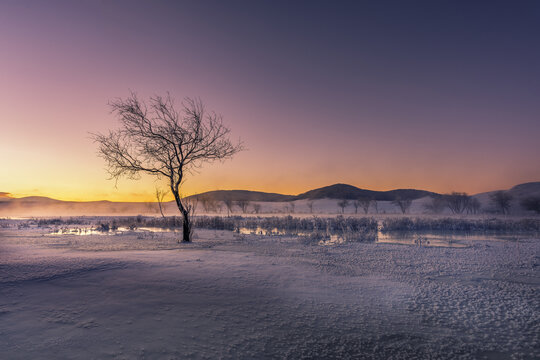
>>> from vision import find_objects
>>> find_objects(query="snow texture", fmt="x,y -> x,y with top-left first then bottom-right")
0,225 -> 538,359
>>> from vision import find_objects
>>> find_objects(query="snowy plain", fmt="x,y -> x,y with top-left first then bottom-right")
0,221 -> 539,359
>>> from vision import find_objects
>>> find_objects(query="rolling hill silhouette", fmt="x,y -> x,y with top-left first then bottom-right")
1,182 -> 539,216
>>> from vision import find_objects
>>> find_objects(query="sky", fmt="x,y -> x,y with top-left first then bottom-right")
1,0 -> 539,201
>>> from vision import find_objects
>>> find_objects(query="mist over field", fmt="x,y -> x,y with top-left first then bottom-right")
2,182 -> 540,218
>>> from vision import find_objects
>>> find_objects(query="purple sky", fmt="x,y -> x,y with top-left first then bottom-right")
1,0 -> 539,201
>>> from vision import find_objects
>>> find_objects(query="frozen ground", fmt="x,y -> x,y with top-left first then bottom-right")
0,225 -> 538,359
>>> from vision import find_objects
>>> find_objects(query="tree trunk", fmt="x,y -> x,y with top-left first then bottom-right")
157,201 -> 166,218
182,210 -> 191,242
172,189 -> 192,243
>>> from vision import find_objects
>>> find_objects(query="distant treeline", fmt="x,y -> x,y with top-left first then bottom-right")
27,214 -> 540,234
381,217 -> 540,233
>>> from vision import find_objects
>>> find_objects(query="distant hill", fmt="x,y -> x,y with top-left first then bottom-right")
189,190 -> 294,202
3,196 -> 64,205
294,183 -> 437,201
472,181 -> 540,214
508,182 -> 540,198
473,181 -> 540,199
0,196 -> 160,217
2,181 -> 539,217
191,184 -> 437,202
295,184 -> 378,200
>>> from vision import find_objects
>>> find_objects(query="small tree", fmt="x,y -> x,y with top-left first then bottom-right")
372,199 -> 378,214
393,197 -> 412,214
337,199 -> 349,213
199,196 -> 211,213
445,192 -> 470,214
466,198 -> 481,214
490,191 -> 513,214
92,93 -> 243,242
252,203 -> 261,214
155,187 -> 168,218
289,202 -> 295,214
223,198 -> 234,217
352,200 -> 360,214
236,200 -> 250,214
200,197 -> 218,213
423,196 -> 446,214
306,200 -> 314,214
358,198 -> 372,214
208,199 -> 219,213
521,196 -> 540,214
215,201 -> 223,214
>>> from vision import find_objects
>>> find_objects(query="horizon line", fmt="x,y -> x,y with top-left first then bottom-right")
3,181 -> 537,203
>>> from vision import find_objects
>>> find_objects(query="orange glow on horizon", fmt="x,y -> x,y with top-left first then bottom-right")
1,2 -> 539,203
5,172 -> 538,203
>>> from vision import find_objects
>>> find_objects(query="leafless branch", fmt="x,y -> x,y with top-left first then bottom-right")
91,93 -> 244,242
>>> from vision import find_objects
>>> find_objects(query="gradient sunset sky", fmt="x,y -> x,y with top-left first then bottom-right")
1,0 -> 539,201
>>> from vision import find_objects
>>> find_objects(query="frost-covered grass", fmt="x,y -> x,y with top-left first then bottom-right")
8,215 -> 379,242
7,215 -> 540,233
381,216 -> 540,233
228,215 -> 378,242
5,215 -> 540,246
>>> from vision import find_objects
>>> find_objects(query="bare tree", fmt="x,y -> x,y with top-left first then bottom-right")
199,196 -> 210,213
252,203 -> 261,214
337,199 -> 349,214
236,200 -> 250,214
306,200 -> 314,214
352,200 -> 360,214
372,199 -> 378,214
392,197 -> 412,214
466,198 -> 481,214
289,202 -> 295,214
200,196 -> 218,213
445,192 -> 470,214
490,191 -> 513,215
208,198 -> 219,213
145,201 -> 156,215
423,196 -> 446,214
223,198 -> 234,217
358,198 -> 372,214
215,201 -> 223,214
92,93 -> 243,242
521,196 -> 540,214
155,187 -> 168,218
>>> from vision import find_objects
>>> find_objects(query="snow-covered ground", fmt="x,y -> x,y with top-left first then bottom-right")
0,225 -> 538,359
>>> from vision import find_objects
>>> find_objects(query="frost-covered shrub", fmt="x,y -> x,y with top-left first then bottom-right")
37,217 -> 90,226
219,215 -> 378,242
381,217 -> 540,233
111,216 -> 181,229
193,216 -> 237,231
96,223 -> 110,232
